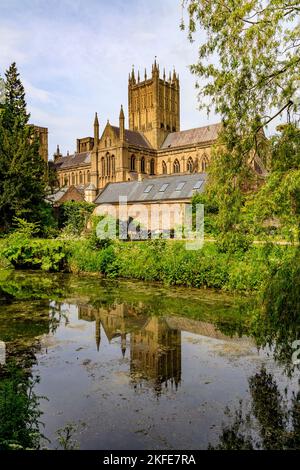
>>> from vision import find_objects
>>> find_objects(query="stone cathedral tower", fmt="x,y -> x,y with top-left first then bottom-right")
128,59 -> 180,149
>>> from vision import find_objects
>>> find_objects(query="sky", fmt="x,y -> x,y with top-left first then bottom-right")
0,0 -> 220,158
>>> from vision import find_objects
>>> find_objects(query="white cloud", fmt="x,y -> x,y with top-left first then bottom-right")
0,0 -> 220,156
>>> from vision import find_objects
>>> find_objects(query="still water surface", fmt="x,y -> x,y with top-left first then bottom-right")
0,272 -> 299,449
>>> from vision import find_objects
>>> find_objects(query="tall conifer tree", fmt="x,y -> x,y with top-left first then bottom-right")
0,63 -> 46,230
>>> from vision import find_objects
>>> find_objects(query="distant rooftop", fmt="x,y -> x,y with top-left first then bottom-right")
94,173 -> 206,205
54,151 -> 91,169
161,123 -> 221,149
111,126 -> 152,149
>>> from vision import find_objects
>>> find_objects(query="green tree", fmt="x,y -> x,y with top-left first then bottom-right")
245,124 -> 300,240
0,75 -> 5,110
2,62 -> 29,129
182,0 -> 300,138
0,63 -> 47,231
182,0 -> 300,249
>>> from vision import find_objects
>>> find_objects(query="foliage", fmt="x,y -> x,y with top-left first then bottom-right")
211,366 -> 300,449
250,248 -> 300,374
0,63 -> 47,231
0,232 -> 67,272
55,423 -> 80,450
245,124 -> 300,241
182,0 -> 300,135
2,62 -> 29,129
182,1 -> 300,251
216,231 -> 253,254
0,233 -> 298,292
0,363 -> 45,450
66,240 -> 104,273
192,192 -> 219,236
58,201 -> 95,235
47,162 -> 59,194
86,215 -> 113,250
11,217 -> 41,238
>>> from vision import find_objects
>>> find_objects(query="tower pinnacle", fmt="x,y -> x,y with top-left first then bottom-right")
93,112 -> 99,148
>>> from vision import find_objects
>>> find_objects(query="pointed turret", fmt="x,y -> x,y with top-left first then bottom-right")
144,68 -> 147,81
53,144 -> 62,162
131,65 -> 136,85
121,333 -> 126,358
119,104 -> 125,142
94,112 -> 99,148
172,68 -> 177,82
137,70 -> 140,83
152,57 -> 159,77
163,68 -> 166,81
96,318 -> 101,352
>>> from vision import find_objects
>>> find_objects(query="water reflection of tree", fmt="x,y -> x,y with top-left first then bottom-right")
210,366 -> 300,450
250,249 -> 300,376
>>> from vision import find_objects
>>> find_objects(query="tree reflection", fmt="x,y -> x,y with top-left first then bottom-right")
211,366 -> 300,450
250,248 -> 300,375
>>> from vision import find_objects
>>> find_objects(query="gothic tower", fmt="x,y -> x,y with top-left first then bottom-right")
128,60 -> 180,149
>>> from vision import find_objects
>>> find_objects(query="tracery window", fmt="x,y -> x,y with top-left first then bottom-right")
187,157 -> 193,173
173,159 -> 180,173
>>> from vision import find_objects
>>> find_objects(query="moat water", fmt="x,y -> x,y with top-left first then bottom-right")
0,271 -> 299,449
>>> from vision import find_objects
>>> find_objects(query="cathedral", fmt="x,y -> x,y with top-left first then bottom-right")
52,60 -> 223,202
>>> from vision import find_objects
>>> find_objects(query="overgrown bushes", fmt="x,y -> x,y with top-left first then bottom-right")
0,229 -> 67,272
0,363 -> 44,450
0,232 -> 296,292
58,201 -> 95,235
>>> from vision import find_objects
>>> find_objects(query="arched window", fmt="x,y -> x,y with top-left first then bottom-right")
130,155 -> 136,171
162,161 -> 167,174
101,157 -> 105,176
71,172 -> 75,185
173,159 -> 180,173
187,157 -> 193,173
64,174 -> 68,186
141,157 -> 145,173
150,158 -> 155,175
111,155 -> 115,175
87,170 -> 91,183
201,158 -> 208,172
79,171 -> 83,184
106,152 -> 110,176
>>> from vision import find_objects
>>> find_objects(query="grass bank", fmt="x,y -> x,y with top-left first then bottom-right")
0,235 -> 297,292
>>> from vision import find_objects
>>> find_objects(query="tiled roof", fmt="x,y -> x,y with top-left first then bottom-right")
45,187 -> 69,203
54,151 -> 91,169
94,173 -> 206,205
160,123 -> 221,149
111,126 -> 152,149
45,184 -> 90,203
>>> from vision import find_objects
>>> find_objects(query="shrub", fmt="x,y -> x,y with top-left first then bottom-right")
0,363 -> 45,450
66,240 -> 103,273
58,201 -> 95,235
217,231 -> 253,254
0,235 -> 67,272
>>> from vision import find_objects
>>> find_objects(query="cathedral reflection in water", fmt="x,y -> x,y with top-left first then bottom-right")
78,302 -> 181,394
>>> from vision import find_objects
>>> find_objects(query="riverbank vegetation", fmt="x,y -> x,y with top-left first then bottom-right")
0,224 -> 297,293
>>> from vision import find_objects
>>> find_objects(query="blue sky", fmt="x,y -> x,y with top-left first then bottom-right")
0,0 -> 219,157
